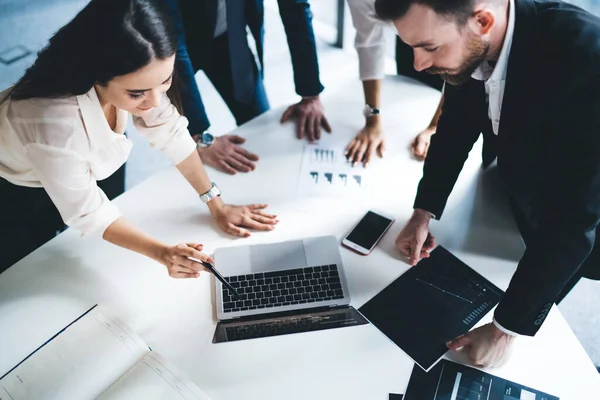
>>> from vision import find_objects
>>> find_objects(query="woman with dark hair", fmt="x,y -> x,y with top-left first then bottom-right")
0,0 -> 278,276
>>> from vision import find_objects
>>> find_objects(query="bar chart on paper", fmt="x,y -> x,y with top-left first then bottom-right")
297,140 -> 371,199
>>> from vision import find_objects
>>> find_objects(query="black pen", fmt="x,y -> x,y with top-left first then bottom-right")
189,257 -> 243,301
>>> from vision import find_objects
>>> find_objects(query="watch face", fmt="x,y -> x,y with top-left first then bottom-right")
363,104 -> 379,118
202,132 -> 214,145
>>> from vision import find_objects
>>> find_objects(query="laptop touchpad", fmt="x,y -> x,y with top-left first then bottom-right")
250,240 -> 307,272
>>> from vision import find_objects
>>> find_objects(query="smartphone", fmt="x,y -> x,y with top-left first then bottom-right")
342,210 -> 395,255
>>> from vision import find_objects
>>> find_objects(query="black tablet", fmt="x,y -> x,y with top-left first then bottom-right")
359,246 -> 503,371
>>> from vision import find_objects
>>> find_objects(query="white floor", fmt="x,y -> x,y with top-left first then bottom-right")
1,0 -> 599,369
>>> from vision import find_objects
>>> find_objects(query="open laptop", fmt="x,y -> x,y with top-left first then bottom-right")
212,235 -> 368,342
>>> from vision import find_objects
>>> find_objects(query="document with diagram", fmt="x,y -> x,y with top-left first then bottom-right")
297,138 -> 372,199
359,246 -> 504,372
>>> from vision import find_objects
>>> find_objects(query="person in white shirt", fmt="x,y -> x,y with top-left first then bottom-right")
345,0 -> 444,164
0,0 -> 278,275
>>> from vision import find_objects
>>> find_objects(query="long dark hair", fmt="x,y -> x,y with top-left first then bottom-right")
7,0 -> 179,103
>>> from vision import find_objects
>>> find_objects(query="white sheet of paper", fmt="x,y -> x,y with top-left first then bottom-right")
98,352 -> 210,400
0,306 -> 148,400
297,137 -> 372,200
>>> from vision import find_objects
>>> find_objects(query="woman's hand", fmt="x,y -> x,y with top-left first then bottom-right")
157,243 -> 213,279
212,204 -> 278,237
345,122 -> 385,167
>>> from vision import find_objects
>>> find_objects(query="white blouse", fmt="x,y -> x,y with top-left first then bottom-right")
347,0 -> 391,81
0,86 -> 196,237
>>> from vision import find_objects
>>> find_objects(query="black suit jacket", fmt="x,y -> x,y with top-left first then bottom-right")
414,0 -> 600,336
175,0 -> 323,96
165,0 -> 323,132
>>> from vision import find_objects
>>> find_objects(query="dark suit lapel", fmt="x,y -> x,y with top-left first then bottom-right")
246,0 -> 265,71
497,0 -> 539,154
202,0 -> 219,37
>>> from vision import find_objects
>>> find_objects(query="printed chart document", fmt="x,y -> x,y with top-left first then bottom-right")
404,360 -> 559,400
297,138 -> 372,199
0,305 -> 210,400
359,246 -> 503,372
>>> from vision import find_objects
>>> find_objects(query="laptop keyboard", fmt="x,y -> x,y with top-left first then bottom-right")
223,312 -> 354,341
222,265 -> 344,313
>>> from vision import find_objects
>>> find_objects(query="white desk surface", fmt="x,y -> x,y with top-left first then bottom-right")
1,76 -> 598,399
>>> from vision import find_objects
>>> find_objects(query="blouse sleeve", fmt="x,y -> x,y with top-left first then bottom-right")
26,143 -> 121,237
347,0 -> 388,81
132,93 -> 197,165
7,98 -> 122,237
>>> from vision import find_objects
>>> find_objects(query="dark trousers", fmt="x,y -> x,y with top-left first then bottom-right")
0,164 -> 125,272
178,31 -> 270,134
509,198 -> 600,303
395,37 -> 444,91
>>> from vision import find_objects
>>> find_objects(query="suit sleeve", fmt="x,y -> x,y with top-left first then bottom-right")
164,0 -> 211,134
494,77 -> 600,335
277,0 -> 324,97
413,84 -> 482,218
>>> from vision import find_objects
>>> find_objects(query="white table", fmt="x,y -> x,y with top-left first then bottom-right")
1,76 -> 598,399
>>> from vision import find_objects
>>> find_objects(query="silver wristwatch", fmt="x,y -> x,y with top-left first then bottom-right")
196,131 -> 215,148
199,182 -> 221,203
363,104 -> 381,118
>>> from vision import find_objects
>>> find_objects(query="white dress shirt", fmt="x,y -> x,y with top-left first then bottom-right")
214,0 -> 228,37
472,0 -> 519,336
0,86 -> 196,237
471,0 -> 516,136
346,0 -> 392,81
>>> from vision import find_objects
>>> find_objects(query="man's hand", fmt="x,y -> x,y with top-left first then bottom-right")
280,96 -> 332,143
446,323 -> 515,368
345,121 -> 385,167
411,126 -> 436,160
395,209 -> 436,265
196,135 -> 259,175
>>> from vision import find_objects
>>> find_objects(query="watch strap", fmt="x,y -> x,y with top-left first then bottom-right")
199,183 -> 221,203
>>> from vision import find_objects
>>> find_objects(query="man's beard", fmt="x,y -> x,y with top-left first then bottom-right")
425,34 -> 490,86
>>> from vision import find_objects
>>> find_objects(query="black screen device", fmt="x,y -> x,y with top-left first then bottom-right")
342,210 -> 395,255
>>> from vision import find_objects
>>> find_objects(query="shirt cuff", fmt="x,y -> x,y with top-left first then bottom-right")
357,46 -> 386,81
160,126 -> 197,166
414,208 -> 436,220
493,317 -> 522,337
68,195 -> 122,238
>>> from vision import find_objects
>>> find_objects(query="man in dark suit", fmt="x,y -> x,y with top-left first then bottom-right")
164,0 -> 331,174
396,37 -> 444,160
375,0 -> 600,367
